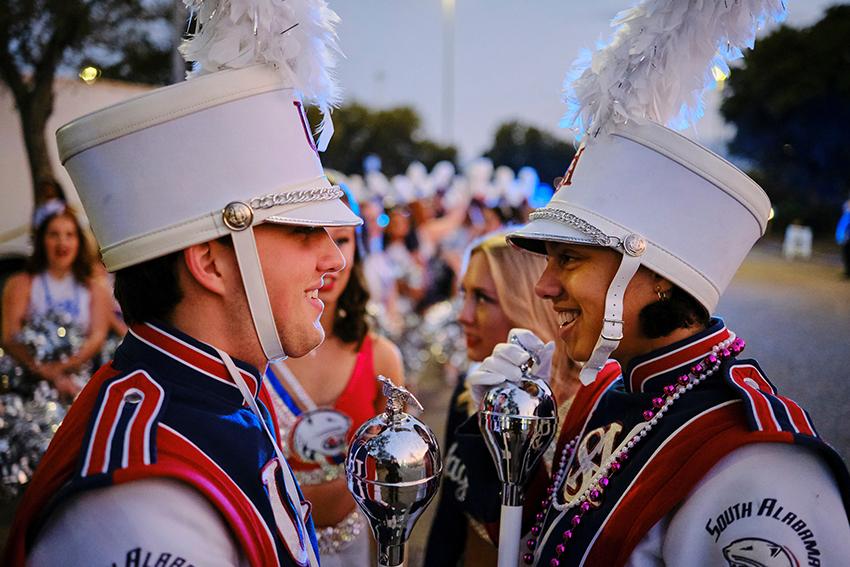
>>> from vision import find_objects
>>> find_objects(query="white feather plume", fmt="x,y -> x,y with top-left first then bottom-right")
180,0 -> 341,150
563,0 -> 786,139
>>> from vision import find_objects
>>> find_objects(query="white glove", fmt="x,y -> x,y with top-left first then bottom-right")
466,328 -> 555,409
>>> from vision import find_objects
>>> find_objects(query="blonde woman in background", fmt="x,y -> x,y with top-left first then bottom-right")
424,231 -> 580,567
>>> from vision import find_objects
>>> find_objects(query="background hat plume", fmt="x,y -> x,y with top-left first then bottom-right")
181,0 -> 342,150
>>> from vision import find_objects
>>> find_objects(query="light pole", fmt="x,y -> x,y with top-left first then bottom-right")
441,0 -> 455,144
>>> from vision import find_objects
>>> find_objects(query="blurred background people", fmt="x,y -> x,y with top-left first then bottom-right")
264,190 -> 405,567
836,195 -> 850,278
2,203 -> 111,399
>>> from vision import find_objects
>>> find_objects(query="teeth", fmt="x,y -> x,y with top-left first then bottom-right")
558,311 -> 578,327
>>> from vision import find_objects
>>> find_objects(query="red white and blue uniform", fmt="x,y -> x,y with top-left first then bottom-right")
530,319 -> 850,566
5,321 -> 319,567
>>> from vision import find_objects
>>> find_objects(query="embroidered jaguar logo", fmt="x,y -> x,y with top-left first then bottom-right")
722,538 -> 799,567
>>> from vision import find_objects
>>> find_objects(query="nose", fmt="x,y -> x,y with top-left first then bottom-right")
318,228 -> 345,274
457,293 -> 476,326
535,260 -> 563,301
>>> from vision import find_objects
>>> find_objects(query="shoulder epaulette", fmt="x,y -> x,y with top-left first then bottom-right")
78,369 -> 167,479
724,360 -> 818,438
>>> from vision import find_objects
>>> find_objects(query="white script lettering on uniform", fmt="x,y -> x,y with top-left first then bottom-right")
562,422 -> 644,507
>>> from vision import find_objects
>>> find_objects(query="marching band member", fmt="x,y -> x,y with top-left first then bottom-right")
467,1 -> 850,564
5,2 -> 357,566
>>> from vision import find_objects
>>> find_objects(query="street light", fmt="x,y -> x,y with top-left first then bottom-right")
79,66 -> 101,85
442,0 -> 455,144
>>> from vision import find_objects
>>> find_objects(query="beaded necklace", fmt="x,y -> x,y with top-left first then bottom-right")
523,333 -> 746,566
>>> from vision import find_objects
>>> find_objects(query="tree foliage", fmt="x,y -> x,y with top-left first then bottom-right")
0,0 -> 174,199
484,121 -> 576,189
307,103 -> 457,177
720,5 -> 850,232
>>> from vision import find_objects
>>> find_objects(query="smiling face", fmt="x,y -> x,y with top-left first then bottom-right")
253,223 -> 345,357
535,242 -> 659,365
43,214 -> 80,274
458,251 -> 515,362
318,226 -> 356,304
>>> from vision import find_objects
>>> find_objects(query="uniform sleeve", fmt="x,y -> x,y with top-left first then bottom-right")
660,443 -> 850,566
28,478 -> 250,567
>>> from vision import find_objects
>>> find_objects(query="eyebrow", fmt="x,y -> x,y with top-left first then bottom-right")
464,284 -> 498,297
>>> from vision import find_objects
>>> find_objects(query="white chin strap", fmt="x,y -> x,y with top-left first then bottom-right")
230,228 -> 287,364
579,252 -> 643,385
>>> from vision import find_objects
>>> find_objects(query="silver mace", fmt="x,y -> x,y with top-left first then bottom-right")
346,376 -> 442,567
478,343 -> 558,567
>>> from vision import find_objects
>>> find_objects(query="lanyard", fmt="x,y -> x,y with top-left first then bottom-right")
214,347 -> 320,567
265,360 -> 318,417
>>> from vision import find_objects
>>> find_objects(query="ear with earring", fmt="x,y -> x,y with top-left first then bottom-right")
654,284 -> 670,301
337,307 -> 347,319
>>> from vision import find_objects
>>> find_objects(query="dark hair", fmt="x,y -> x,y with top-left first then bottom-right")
35,179 -> 67,204
638,285 -> 710,339
113,251 -> 183,325
333,190 -> 371,345
28,209 -> 94,284
382,207 -> 420,252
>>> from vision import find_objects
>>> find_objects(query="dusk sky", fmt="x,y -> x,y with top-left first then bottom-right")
329,1 -> 844,163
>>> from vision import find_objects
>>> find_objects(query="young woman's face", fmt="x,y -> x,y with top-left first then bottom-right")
44,215 -> 80,273
386,209 -> 411,240
535,242 -> 658,364
458,252 -> 515,362
318,226 -> 357,304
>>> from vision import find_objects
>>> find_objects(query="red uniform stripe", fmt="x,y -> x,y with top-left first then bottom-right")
557,361 -> 621,451
629,327 -> 730,392
83,371 -> 164,476
780,396 -> 816,437
259,382 -> 282,446
149,424 -> 282,567
729,365 -> 781,433
123,377 -> 165,468
131,324 -> 259,397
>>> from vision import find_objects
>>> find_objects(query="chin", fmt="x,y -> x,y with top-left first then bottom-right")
281,327 -> 325,358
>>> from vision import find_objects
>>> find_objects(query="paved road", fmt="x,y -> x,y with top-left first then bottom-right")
406,241 -> 850,565
715,244 -> 850,459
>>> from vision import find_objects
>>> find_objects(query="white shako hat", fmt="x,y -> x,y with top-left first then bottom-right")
55,0 -> 361,365
508,0 -> 785,385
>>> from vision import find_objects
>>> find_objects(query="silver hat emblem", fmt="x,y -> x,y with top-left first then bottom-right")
222,201 -> 254,231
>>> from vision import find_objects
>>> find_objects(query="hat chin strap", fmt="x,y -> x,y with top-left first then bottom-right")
230,228 -> 288,364
579,253 -> 642,385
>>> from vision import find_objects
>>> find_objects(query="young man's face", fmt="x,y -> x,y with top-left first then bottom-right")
253,223 -> 345,357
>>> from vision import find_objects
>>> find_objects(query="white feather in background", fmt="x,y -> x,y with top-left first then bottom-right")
562,0 -> 787,140
180,0 -> 342,150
